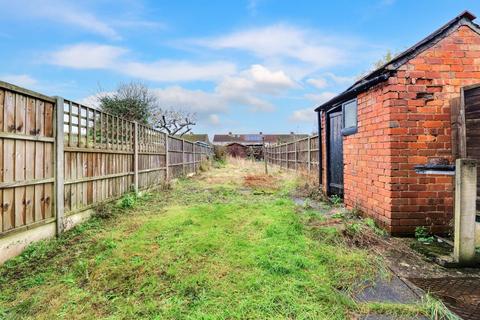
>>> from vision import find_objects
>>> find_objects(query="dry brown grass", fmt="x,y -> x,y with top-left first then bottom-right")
243,174 -> 280,190
196,157 -> 296,188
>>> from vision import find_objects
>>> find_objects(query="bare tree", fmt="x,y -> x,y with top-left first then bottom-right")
98,81 -> 196,136
150,108 -> 196,136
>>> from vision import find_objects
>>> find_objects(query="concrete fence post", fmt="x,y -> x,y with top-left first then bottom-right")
54,96 -> 65,236
133,122 -> 139,194
454,158 -> 477,265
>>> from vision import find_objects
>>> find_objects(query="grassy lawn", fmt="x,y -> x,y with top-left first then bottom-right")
0,159 -> 438,319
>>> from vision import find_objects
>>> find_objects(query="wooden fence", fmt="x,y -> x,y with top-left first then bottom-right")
264,135 -> 320,179
0,81 -> 212,242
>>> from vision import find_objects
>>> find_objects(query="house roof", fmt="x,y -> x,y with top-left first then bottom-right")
315,10 -> 480,112
176,133 -> 211,144
213,133 -> 309,145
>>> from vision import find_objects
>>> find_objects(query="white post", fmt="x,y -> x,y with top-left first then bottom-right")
454,158 -> 477,265
54,96 -> 65,235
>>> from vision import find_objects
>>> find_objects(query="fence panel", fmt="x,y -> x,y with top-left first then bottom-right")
138,125 -> 167,190
168,136 -> 184,179
0,81 -> 213,245
266,135 -> 320,181
0,84 -> 55,235
63,99 -> 135,214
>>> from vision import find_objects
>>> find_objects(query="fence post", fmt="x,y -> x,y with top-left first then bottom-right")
182,139 -> 185,176
294,140 -> 298,171
263,137 -> 268,174
307,136 -> 311,173
454,158 -> 477,265
165,133 -> 169,182
133,122 -> 139,193
193,143 -> 197,173
54,96 -> 65,236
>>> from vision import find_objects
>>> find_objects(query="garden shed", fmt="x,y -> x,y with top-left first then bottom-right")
226,143 -> 248,158
315,11 -> 480,235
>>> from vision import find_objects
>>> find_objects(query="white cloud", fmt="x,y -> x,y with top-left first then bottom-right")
290,108 -> 315,123
217,64 -> 295,95
152,86 -> 226,114
304,91 -> 337,104
123,60 -> 237,82
195,24 -> 346,69
209,114 -> 220,125
1,0 -> 120,40
249,64 -> 296,91
306,77 -> 328,89
215,64 -> 295,112
80,64 -> 293,120
1,74 -> 37,87
324,72 -> 355,85
306,73 -> 355,89
49,43 -> 237,82
150,65 -> 287,114
50,43 -> 127,69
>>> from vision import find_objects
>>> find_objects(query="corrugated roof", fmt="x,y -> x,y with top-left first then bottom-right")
315,10 -> 480,112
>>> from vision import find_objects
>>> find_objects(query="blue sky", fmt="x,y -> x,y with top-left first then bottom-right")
1,0 -> 480,136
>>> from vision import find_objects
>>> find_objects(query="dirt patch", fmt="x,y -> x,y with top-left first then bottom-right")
243,174 -> 280,190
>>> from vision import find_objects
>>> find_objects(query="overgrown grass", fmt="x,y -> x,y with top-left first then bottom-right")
0,162 -> 442,319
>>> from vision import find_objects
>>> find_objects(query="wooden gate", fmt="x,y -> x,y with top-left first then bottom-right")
327,111 -> 344,196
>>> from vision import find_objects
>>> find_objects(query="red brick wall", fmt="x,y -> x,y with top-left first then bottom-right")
321,25 -> 480,235
343,84 -> 395,230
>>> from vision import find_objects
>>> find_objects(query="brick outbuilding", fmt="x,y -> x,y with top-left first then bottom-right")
315,11 -> 480,235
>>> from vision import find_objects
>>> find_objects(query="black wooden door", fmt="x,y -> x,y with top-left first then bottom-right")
328,111 -> 344,196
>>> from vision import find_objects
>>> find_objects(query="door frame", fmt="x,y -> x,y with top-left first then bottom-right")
326,107 -> 344,196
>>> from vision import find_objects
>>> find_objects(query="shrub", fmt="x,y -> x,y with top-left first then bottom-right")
120,193 -> 137,209
415,226 -> 434,244
330,195 -> 342,206
199,159 -> 211,172
213,145 -> 226,162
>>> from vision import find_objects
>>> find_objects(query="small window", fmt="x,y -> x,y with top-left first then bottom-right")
342,99 -> 357,135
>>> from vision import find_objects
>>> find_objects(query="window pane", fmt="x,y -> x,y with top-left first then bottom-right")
344,100 -> 357,129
